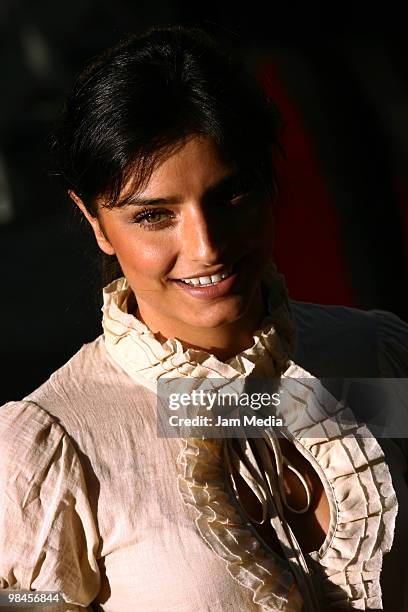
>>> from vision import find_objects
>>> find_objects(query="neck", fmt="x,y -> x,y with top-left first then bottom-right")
134,286 -> 268,363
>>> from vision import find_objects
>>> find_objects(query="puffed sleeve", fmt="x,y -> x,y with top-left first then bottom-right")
372,309 -> 408,460
373,308 -> 408,376
0,401 -> 101,611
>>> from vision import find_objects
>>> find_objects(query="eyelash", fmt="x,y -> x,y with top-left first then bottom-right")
132,208 -> 172,229
131,185 -> 255,230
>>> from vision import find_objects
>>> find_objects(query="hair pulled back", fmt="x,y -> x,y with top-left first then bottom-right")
51,25 -> 283,283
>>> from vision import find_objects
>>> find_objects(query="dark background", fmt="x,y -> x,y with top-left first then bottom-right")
1,2 -> 408,403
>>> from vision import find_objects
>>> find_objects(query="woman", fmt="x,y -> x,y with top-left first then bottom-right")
1,25 -> 408,611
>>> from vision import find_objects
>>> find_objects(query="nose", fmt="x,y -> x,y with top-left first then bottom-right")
181,203 -> 228,265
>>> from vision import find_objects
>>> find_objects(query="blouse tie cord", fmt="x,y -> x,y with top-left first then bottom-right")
223,431 -> 322,612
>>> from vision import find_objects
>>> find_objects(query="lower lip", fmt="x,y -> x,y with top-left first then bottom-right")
172,264 -> 241,300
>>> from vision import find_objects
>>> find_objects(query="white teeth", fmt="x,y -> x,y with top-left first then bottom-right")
210,273 -> 224,283
180,265 -> 233,286
199,276 -> 212,285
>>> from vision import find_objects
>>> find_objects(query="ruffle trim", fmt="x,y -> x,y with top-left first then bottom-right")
101,264 -> 296,392
177,363 -> 398,611
177,438 -> 304,611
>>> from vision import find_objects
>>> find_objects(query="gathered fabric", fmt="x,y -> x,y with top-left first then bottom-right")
101,262 -> 296,390
101,262 -> 399,611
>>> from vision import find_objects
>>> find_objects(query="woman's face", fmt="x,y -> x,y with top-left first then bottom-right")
77,135 -> 274,343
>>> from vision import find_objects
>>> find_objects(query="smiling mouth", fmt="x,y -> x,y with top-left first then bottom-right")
170,258 -> 248,297
177,265 -> 235,287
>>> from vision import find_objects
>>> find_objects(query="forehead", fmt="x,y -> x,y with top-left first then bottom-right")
129,135 -> 235,199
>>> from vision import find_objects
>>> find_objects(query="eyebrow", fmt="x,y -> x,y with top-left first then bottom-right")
122,169 -> 245,207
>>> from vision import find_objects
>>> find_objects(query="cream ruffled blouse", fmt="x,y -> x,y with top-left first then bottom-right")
101,268 -> 400,611
1,267 -> 407,612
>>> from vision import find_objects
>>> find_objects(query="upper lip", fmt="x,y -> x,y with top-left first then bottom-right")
174,263 -> 235,280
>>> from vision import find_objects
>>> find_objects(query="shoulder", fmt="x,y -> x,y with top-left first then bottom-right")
21,334 -> 133,431
12,334 -> 154,445
27,334 -> 116,399
291,301 -> 408,377
0,336 -> 116,487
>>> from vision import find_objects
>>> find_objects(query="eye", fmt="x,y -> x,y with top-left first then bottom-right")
131,208 -> 173,228
222,175 -> 258,205
230,188 -> 251,202
226,188 -> 253,207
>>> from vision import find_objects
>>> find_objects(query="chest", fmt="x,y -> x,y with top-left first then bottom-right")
225,437 -> 331,557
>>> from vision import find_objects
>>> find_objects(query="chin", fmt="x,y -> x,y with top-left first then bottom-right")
183,300 -> 250,329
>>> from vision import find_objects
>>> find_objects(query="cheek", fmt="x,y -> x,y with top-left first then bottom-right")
243,200 -> 274,247
259,210 -> 274,243
113,231 -> 176,280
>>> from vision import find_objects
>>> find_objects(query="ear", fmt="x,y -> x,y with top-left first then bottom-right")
69,190 -> 115,256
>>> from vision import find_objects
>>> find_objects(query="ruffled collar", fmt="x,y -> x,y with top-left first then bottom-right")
101,265 -> 398,611
101,262 -> 296,392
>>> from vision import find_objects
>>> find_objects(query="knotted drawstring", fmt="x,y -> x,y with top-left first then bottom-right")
223,431 -> 321,612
